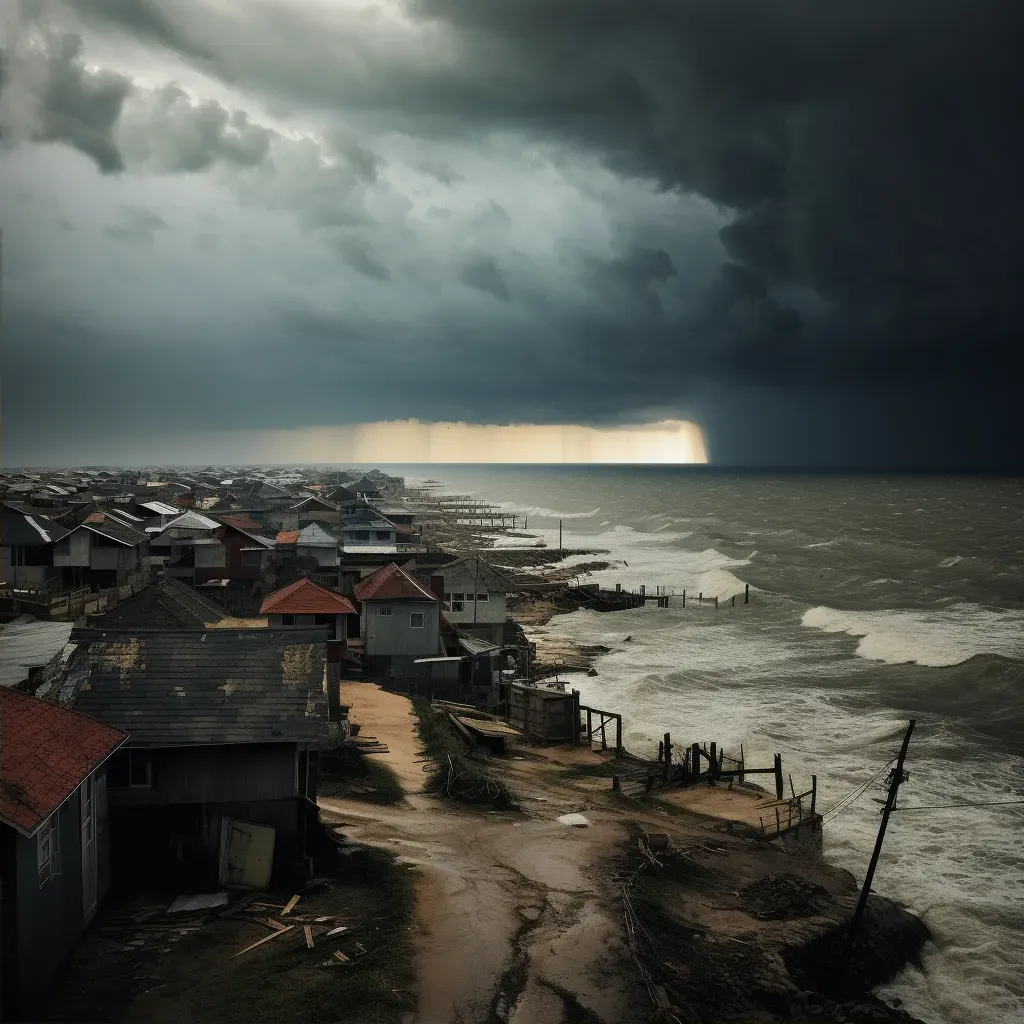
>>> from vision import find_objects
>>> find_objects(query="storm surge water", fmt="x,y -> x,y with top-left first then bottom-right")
395,466 -> 1024,1024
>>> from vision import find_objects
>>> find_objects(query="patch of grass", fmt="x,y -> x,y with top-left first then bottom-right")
318,743 -> 405,805
412,699 -> 518,810
559,759 -> 621,780
195,847 -> 416,1024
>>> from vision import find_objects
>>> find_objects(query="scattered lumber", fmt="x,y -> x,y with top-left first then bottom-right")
230,925 -> 294,959
281,895 -> 301,916
304,925 -> 314,949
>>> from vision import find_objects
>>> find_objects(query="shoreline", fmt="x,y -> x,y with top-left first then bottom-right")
335,680 -> 931,1024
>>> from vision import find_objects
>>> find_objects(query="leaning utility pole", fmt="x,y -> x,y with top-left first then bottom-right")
844,718 -> 916,962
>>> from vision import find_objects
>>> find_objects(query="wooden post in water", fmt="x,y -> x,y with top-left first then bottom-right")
731,595 -> 735,607
789,773 -> 796,800
682,589 -> 686,607
740,743 -> 745,783
658,740 -> 664,763
586,708 -> 593,747
810,774 -> 817,817
663,733 -> 672,783
745,583 -> 750,604
691,742 -> 701,781
616,714 -> 622,752
714,596 -> 719,609
845,720 -> 916,964
774,753 -> 784,800
699,592 -> 703,603
710,741 -> 719,780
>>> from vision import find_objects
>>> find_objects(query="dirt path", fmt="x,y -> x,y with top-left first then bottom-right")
341,679 -> 425,793
328,690 -> 647,1023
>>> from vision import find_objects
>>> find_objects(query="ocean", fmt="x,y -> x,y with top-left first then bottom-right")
391,465 -> 1024,1024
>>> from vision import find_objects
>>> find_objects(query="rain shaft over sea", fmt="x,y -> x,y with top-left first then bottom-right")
394,465 -> 1024,1024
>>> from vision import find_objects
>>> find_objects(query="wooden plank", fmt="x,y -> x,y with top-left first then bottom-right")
333,950 -> 349,963
281,895 -> 301,916
229,925 -> 295,959
304,925 -> 314,949
265,918 -> 287,931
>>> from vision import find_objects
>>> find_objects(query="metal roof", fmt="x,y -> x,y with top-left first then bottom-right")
0,510 -> 71,546
354,562 -> 438,602
0,619 -> 75,688
140,500 -> 180,516
65,628 -> 328,747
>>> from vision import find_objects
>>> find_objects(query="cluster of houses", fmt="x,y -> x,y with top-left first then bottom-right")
0,466 -> 528,1020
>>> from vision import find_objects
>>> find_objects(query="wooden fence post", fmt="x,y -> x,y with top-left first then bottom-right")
587,708 -> 593,747
774,753 -> 783,800
682,589 -> 686,607
740,743 -> 745,783
715,596 -> 719,609
710,741 -> 718,780
616,715 -> 622,752
691,742 -> 701,781
658,740 -> 664,763
745,584 -> 750,604
810,774 -> 817,818
663,733 -> 672,783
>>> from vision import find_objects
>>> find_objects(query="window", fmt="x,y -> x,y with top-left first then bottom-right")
314,614 -> 333,625
280,614 -> 295,626
444,593 -> 451,603
378,607 -> 392,616
375,531 -> 392,541
410,612 -> 424,628
108,749 -> 152,789
351,530 -> 371,542
451,592 -> 464,612
476,593 -> 489,602
38,815 -> 60,886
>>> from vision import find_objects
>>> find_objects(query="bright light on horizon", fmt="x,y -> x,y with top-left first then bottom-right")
3,419 -> 708,466
186,419 -> 708,465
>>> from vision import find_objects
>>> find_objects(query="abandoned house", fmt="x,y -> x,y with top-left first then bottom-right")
53,514 -> 149,590
353,563 -> 442,682
294,522 -> 340,567
0,511 -> 70,591
58,627 -> 328,892
436,556 -> 513,646
0,688 -> 127,1021
260,577 -> 358,641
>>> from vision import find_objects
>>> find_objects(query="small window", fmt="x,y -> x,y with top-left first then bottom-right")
38,816 -> 60,887
280,614 -> 295,626
314,614 -> 333,625
476,593 -> 489,602
452,593 -> 464,602
378,607 -> 392,616
375,531 -> 392,541
410,612 -> 424,628
108,748 -> 149,788
444,593 -> 451,602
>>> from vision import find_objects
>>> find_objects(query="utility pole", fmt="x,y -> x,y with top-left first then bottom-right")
844,719 -> 916,963
559,519 -> 563,552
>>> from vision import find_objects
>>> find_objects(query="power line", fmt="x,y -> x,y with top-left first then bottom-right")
891,799 -> 1024,812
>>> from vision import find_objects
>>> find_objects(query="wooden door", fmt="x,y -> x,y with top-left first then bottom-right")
81,773 -> 97,921
218,818 -> 276,890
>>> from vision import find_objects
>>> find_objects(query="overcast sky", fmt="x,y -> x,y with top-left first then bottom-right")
1,0 -> 1021,468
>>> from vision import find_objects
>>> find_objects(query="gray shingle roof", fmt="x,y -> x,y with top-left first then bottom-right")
65,628 -> 327,747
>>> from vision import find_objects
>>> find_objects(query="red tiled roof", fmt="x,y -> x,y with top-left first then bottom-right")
0,688 -> 127,837
260,577 -> 357,616
276,531 -> 300,545
218,515 -> 264,533
354,563 -> 438,602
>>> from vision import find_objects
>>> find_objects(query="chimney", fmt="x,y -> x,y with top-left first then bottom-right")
429,575 -> 445,602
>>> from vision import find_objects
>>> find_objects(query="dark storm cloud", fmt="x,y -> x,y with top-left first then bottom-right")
20,32 -> 132,172
6,0 -> 1023,467
458,255 -> 511,302
103,203 -> 168,242
332,236 -> 391,282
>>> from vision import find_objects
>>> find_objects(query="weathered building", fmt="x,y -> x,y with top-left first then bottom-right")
61,628 -> 328,891
435,556 -> 513,646
354,563 -> 441,683
0,688 -> 127,1021
294,522 -> 340,567
53,514 -> 148,590
260,578 -> 357,641
1,511 -> 70,591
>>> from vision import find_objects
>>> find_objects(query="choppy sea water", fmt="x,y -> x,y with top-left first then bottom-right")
392,466 -> 1024,1024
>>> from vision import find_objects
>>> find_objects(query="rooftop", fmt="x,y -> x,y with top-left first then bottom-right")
66,628 -> 328,747
354,562 -> 438,602
0,687 -> 127,836
260,578 -> 356,616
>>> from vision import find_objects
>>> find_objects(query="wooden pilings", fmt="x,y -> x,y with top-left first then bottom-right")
774,753 -> 784,800
663,733 -> 672,784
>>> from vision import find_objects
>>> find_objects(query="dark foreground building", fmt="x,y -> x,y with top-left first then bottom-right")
0,688 -> 127,1021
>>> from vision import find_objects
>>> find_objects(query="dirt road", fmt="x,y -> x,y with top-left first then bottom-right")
331,682 -> 646,1023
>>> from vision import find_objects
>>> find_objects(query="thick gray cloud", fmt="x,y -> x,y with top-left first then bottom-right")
1,0 -> 1021,467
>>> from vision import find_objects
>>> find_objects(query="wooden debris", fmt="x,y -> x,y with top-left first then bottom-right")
326,925 -> 348,937
304,925 -> 314,949
281,895 -> 301,916
229,925 -> 295,959
333,951 -> 349,963
265,918 -> 288,931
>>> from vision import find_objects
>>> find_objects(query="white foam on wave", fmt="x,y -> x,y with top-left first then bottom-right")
801,604 -> 1024,667
495,501 -> 602,520
939,555 -> 964,568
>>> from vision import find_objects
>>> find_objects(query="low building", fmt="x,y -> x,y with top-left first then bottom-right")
0,688 -> 127,1020
53,514 -> 149,590
87,578 -> 228,630
435,556 -> 513,646
290,495 -> 341,527
341,509 -> 398,554
1,511 -> 70,591
354,563 -> 441,683
61,627 -> 328,891
260,577 -> 357,641
295,522 -> 340,567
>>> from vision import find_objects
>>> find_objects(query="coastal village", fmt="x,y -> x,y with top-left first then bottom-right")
0,466 -> 929,1024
